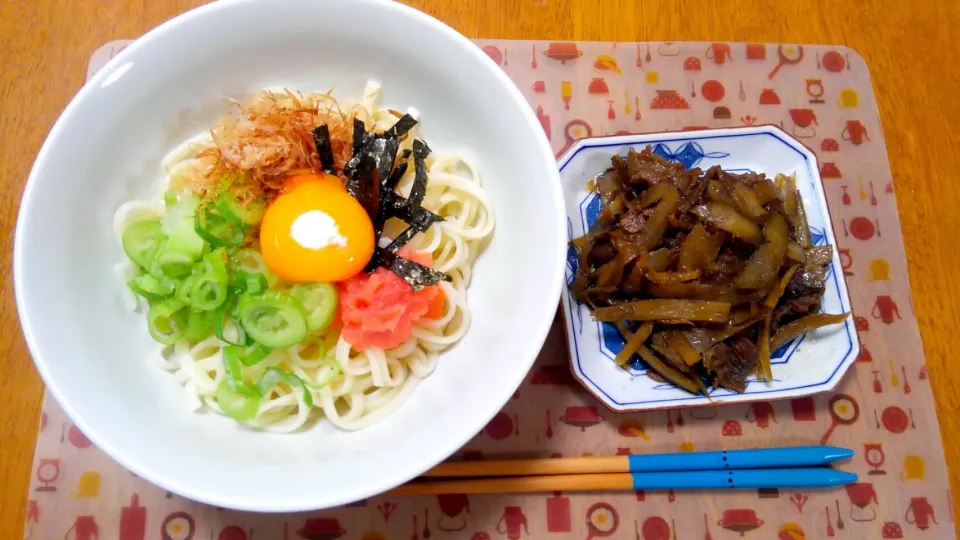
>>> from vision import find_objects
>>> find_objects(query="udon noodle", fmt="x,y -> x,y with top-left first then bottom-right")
113,85 -> 494,431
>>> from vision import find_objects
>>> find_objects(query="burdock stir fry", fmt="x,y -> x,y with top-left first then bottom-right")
570,146 -> 849,394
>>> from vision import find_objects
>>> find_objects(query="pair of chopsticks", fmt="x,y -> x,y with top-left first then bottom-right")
391,445 -> 857,495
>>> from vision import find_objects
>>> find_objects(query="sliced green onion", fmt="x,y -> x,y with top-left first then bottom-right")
213,301 -> 250,346
184,309 -> 214,342
233,271 -> 267,295
225,342 -> 272,367
121,220 -> 165,267
216,380 -> 260,422
216,191 -> 265,227
230,249 -> 280,287
162,192 -> 205,264
221,345 -> 259,396
127,273 -> 175,302
230,249 -> 267,273
163,190 -> 179,208
147,298 -> 187,345
255,368 -> 314,408
156,248 -> 196,278
176,250 -> 229,311
236,292 -> 309,348
290,282 -> 338,332
307,359 -> 341,390
194,207 -> 246,248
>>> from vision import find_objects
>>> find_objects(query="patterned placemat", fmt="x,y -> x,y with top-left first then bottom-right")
21,39 -> 952,540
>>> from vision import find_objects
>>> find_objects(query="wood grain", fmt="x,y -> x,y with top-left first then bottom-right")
2,0 -> 959,535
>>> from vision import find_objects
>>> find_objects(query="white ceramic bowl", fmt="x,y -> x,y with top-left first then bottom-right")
558,126 -> 859,412
14,0 -> 564,511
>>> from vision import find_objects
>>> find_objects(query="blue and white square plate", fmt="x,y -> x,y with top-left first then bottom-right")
558,126 -> 860,412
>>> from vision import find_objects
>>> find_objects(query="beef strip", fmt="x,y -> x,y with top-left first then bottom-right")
619,210 -> 647,234
772,267 -> 827,331
703,336 -> 759,393
623,147 -> 686,188
587,239 -> 618,267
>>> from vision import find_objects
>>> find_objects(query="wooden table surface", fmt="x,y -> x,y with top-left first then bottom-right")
2,0 -> 959,535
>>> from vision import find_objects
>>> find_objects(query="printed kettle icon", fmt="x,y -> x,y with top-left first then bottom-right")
497,506 -> 529,539
872,295 -> 902,324
906,497 -> 938,530
65,515 -> 99,540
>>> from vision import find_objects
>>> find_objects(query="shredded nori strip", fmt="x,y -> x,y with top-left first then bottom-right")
371,136 -> 400,189
378,189 -> 443,232
370,247 -> 451,291
388,114 -> 419,138
408,139 -> 431,206
386,226 -> 419,252
368,189 -> 443,257
386,162 -> 409,190
347,154 -> 380,221
312,125 -> 336,173
314,117 -> 451,290
352,119 -> 366,158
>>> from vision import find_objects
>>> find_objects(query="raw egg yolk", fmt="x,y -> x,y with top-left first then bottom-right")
282,173 -> 343,193
259,181 -> 374,282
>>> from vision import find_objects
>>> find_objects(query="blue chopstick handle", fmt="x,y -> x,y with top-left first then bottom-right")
626,445 -> 853,472
629,468 -> 858,490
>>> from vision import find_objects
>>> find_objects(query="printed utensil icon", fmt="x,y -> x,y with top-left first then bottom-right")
822,50 -> 846,72
377,502 -> 397,522
34,458 -> 60,492
881,406 -> 909,434
545,491 -> 571,532
585,503 -> 619,540
119,494 -> 146,540
588,78 -> 610,94
67,425 -> 92,448
820,394 -> 860,444
746,44 -> 766,60
790,493 -> 809,513
437,494 -> 470,532
218,526 -> 248,540
844,482 -> 879,522
560,406 -> 604,430
555,118 -> 593,158
161,511 -> 196,540
717,509 -> 764,536
543,42 -> 583,64
701,80 -> 725,102
481,46 -> 503,66
769,45 -> 804,78
485,412 -> 514,439
594,54 -> 621,73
